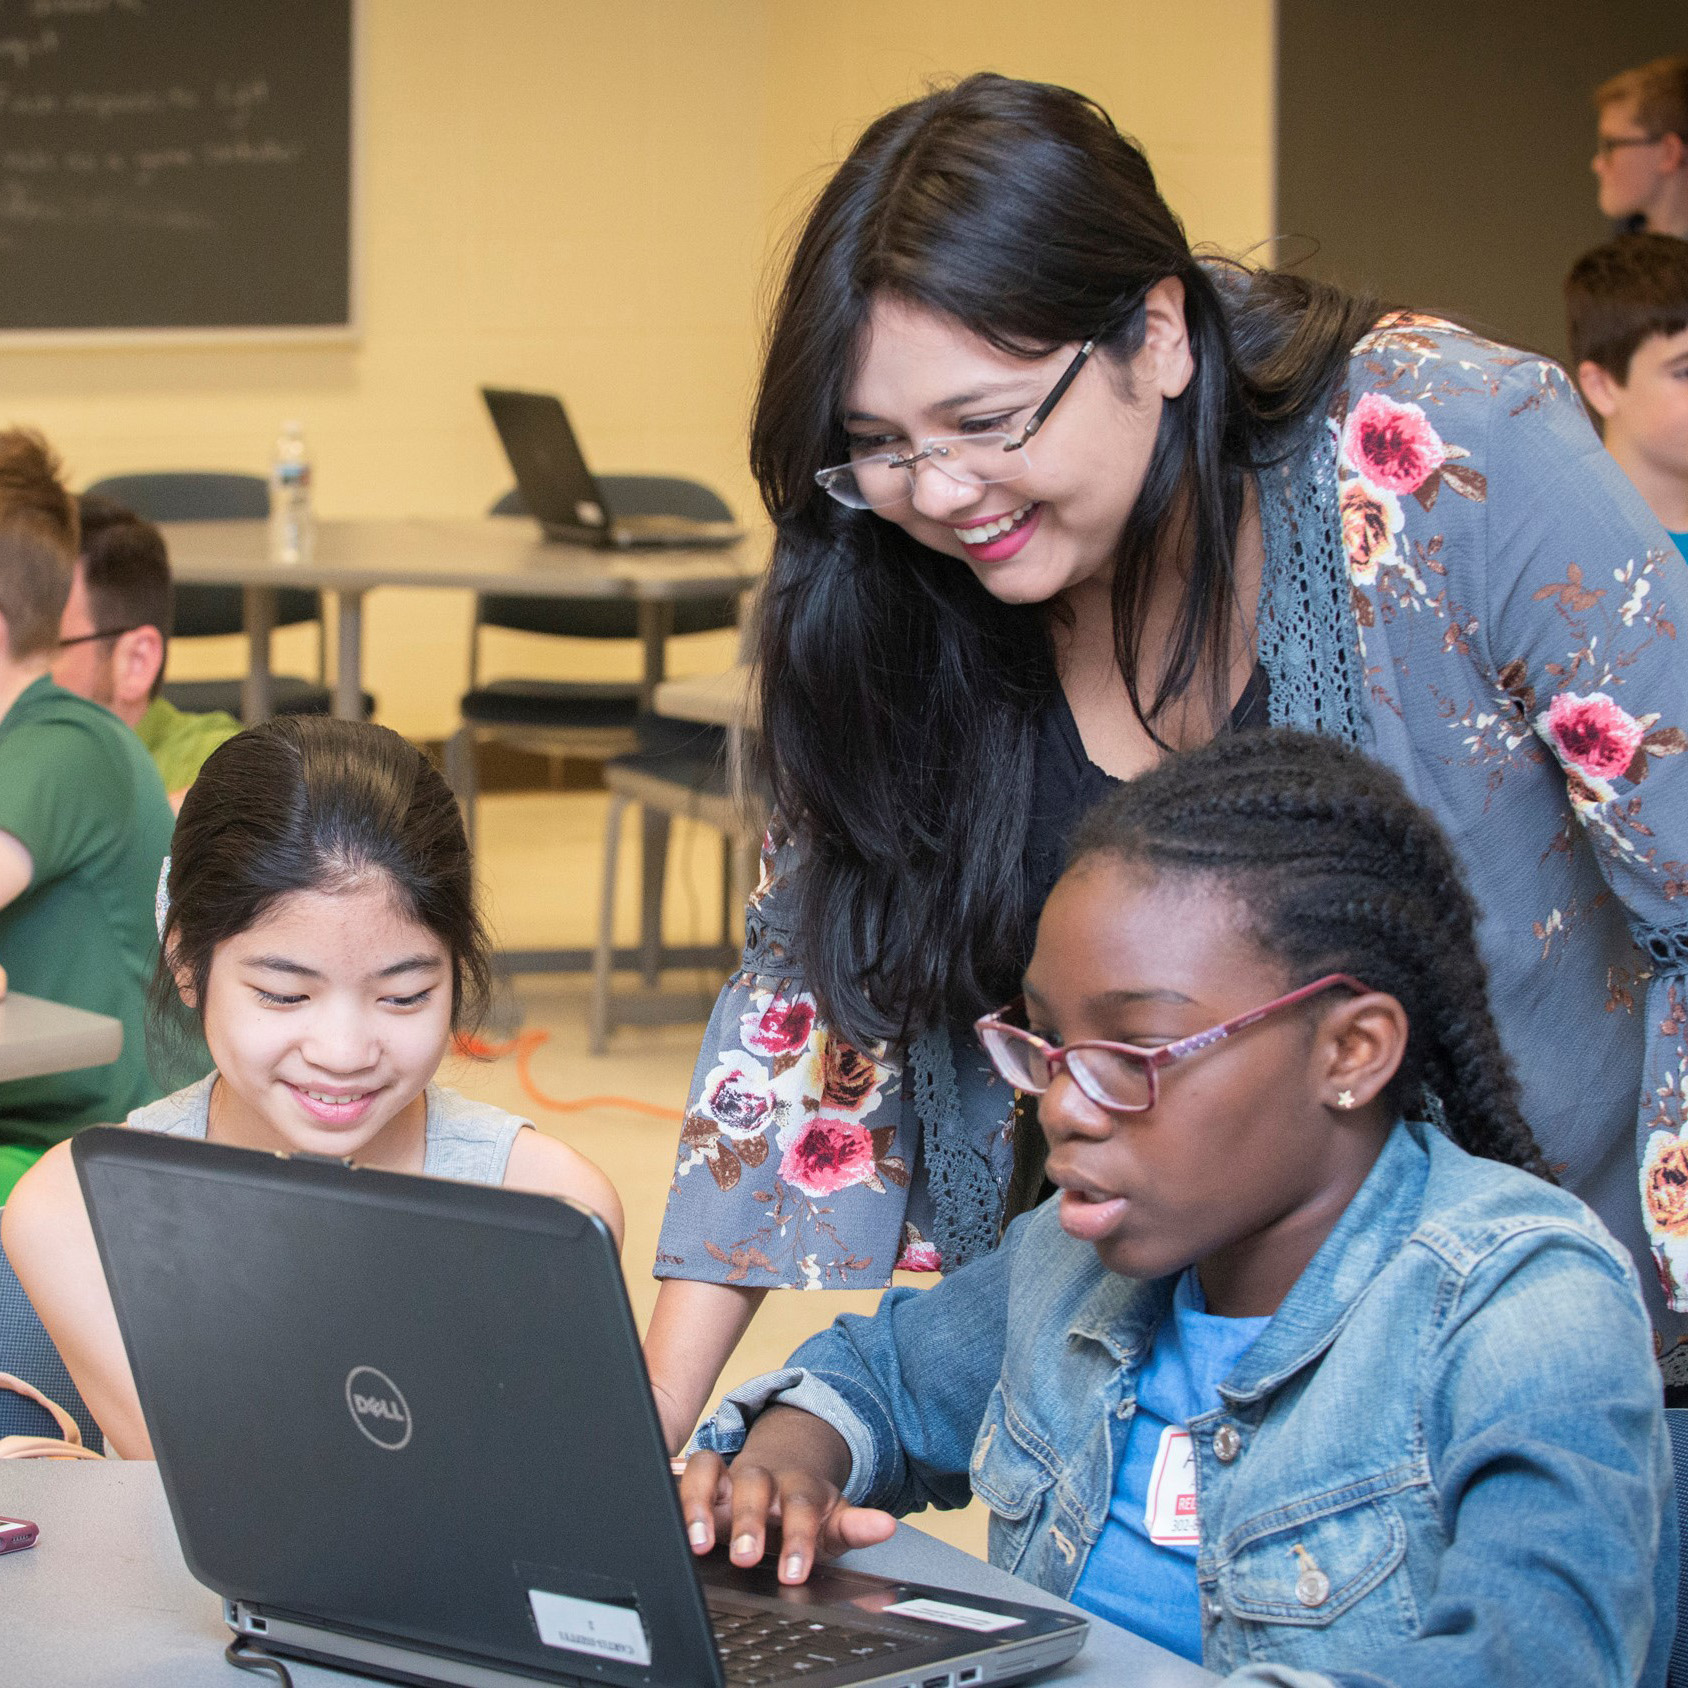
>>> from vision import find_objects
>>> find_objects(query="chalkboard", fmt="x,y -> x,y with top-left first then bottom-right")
0,0 -> 355,336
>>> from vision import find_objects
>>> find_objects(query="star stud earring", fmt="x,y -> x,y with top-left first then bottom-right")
1336,1089 -> 1356,1110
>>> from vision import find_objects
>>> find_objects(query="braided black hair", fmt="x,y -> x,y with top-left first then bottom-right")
1068,729 -> 1552,1179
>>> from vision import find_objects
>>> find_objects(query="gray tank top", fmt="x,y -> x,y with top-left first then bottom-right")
126,1074 -> 527,1186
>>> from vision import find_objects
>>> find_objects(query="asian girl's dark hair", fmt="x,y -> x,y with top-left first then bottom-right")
749,72 -> 1380,1048
151,717 -> 491,1075
1068,730 -> 1550,1178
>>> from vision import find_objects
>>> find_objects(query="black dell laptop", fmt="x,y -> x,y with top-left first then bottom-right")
482,386 -> 744,549
72,1128 -> 1087,1688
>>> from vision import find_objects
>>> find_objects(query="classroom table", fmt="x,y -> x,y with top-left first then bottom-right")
3,1462 -> 1215,1687
0,991 -> 122,1084
161,518 -> 763,724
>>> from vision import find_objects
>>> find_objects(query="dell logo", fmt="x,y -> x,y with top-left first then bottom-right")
344,1366 -> 412,1450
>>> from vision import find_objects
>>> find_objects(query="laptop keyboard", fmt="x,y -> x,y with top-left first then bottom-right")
709,1605 -> 916,1686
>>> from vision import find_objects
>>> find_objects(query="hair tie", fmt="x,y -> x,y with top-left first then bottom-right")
155,855 -> 171,941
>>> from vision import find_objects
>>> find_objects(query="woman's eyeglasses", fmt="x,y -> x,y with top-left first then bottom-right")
814,337 -> 1097,512
974,974 -> 1372,1114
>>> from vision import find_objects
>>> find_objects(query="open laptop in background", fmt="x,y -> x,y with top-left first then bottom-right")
482,387 -> 744,550
72,1128 -> 1087,1688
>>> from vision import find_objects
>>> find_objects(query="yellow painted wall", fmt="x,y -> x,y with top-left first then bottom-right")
760,3 -> 1275,266
0,1 -> 1272,740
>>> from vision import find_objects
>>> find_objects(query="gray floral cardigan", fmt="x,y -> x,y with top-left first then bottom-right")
655,314 -> 1688,1369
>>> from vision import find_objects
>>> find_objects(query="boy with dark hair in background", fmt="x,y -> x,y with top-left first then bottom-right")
1566,233 -> 1688,559
0,433 -> 173,1200
53,494 -> 239,812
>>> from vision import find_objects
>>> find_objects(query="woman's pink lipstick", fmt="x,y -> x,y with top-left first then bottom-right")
956,501 -> 1041,562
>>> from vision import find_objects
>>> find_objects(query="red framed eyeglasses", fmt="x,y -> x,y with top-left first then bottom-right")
973,973 -> 1371,1114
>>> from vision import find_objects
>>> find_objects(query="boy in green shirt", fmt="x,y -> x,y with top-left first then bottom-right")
0,436 -> 175,1200
52,495 -> 240,812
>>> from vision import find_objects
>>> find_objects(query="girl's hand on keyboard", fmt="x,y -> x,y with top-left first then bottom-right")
677,1409 -> 897,1584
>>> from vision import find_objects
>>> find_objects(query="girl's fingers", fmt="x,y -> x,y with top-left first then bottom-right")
826,1504 -> 898,1556
675,1454 -> 878,1583
726,1463 -> 777,1566
677,1451 -> 726,1553
771,1479 -> 829,1584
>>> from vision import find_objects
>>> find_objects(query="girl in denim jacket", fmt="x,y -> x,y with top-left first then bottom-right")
681,731 -> 1674,1688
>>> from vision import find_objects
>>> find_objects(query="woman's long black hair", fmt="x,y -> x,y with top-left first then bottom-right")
750,72 -> 1379,1049
1068,730 -> 1550,1178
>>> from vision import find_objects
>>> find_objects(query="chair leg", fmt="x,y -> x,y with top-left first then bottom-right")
639,806 -> 670,987
719,829 -> 734,951
730,832 -> 759,941
590,792 -> 630,1056
444,727 -> 478,857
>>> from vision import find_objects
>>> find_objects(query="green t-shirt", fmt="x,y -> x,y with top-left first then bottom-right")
0,676 -> 175,1148
135,695 -> 241,796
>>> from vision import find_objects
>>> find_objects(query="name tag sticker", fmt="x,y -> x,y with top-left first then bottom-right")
884,1598 -> 1025,1633
527,1589 -> 652,1666
1145,1425 -> 1199,1546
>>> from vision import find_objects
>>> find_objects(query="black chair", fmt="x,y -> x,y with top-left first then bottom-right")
588,723 -> 763,1050
446,479 -> 744,978
82,471 -> 371,721
0,1209 -> 103,1454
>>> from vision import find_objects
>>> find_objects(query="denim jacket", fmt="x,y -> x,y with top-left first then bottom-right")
698,1121 -> 1676,1687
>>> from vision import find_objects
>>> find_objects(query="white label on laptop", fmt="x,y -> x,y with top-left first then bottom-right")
1145,1425 -> 1199,1546
527,1590 -> 652,1666
883,1598 -> 1025,1633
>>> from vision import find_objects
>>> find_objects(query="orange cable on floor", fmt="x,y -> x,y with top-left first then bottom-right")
453,1031 -> 685,1123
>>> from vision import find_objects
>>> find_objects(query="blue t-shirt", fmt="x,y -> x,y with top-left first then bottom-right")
1069,1269 -> 1268,1661
1670,530 -> 1687,565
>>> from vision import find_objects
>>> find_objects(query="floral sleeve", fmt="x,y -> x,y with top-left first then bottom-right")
1480,358 -> 1688,1305
653,814 -> 931,1290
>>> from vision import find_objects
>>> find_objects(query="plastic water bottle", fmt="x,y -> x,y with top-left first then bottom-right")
268,421 -> 314,564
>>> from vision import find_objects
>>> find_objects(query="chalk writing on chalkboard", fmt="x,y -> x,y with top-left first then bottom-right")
0,0 -> 354,335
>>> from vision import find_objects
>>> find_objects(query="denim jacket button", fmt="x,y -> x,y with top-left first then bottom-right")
1203,1595 -> 1223,1624
1296,1569 -> 1332,1608
1212,1423 -> 1242,1463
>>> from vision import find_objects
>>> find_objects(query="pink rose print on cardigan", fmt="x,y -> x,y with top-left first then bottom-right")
740,992 -> 817,1057
778,1116 -> 877,1196
1542,692 -> 1647,782
895,1236 -> 943,1273
1341,392 -> 1449,494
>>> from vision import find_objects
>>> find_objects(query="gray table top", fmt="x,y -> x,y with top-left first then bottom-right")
652,667 -> 755,729
161,517 -> 764,602
0,990 -> 123,1084
2,1463 -> 1214,1687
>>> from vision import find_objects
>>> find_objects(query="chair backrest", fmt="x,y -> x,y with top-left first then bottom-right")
83,471 -> 320,634
0,1211 -> 103,1453
481,475 -> 740,642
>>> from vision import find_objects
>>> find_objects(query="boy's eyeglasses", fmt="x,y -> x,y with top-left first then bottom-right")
974,973 -> 1372,1114
1594,133 -> 1663,158
814,337 -> 1098,511
57,625 -> 141,648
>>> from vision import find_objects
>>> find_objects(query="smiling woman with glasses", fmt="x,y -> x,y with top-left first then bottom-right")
814,337 -> 1098,510
642,72 -> 1688,1456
